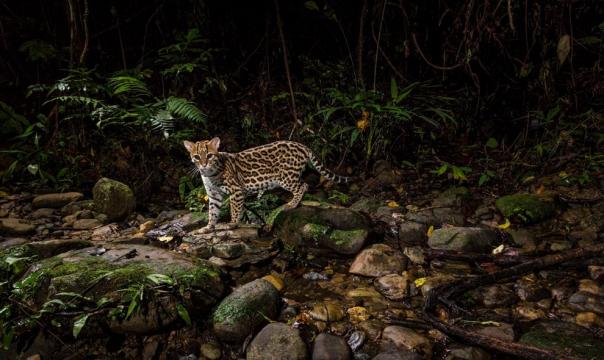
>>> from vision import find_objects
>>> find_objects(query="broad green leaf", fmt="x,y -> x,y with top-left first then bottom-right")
177,303 -> 192,326
126,297 -> 138,319
478,174 -> 489,186
304,1 -> 319,11
485,138 -> 498,149
72,314 -> 89,338
147,273 -> 174,285
436,164 -> 448,176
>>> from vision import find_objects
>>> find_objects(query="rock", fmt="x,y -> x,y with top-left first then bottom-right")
91,224 -> 119,239
475,323 -> 514,342
32,192 -> 83,208
309,302 -> 345,322
349,244 -> 407,277
568,291 -> 604,315
427,227 -> 497,253
271,206 -> 370,255
495,193 -> 555,224
445,347 -> 491,360
372,352 -> 423,360
348,330 -> 367,351
418,274 -> 455,297
72,218 -> 102,230
508,229 -> 537,253
92,178 -> 136,222
374,274 -> 410,301
200,342 -> 222,360
312,333 -> 351,360
514,276 -> 549,302
481,284 -> 516,308
0,218 -> 36,235
29,208 -> 56,219
380,326 -> 432,358
403,247 -> 425,265
247,323 -> 308,360
213,278 -> 280,342
398,222 -> 428,245
514,303 -> 545,320
0,237 -> 29,250
346,287 -> 382,299
212,241 -> 245,259
520,321 -> 604,359
588,266 -> 604,282
350,197 -> 383,214
347,306 -> 370,323
575,312 -> 604,328
432,187 -> 470,208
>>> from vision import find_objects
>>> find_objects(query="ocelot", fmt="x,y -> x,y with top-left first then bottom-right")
184,137 -> 350,232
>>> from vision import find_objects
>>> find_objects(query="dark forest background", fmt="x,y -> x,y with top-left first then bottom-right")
1,0 -> 603,200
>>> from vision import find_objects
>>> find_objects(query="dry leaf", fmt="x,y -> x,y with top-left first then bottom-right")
427,225 -> 434,237
387,200 -> 400,208
262,274 -> 284,291
414,277 -> 427,288
492,244 -> 505,255
557,34 -> 571,65
158,235 -> 174,242
497,218 -> 511,229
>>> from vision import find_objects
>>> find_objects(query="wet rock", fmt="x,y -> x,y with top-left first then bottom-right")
247,323 -> 307,360
575,312 -> 604,328
200,342 -> 221,360
445,347 -> 491,360
520,320 -> 604,359
514,303 -> 546,320
347,330 -> 366,351
588,266 -> 604,282
372,352 -> 423,360
0,218 -> 36,235
495,193 -> 555,224
72,218 -> 102,230
419,274 -> 455,297
514,276 -> 549,302
568,291 -> 604,315
350,197 -> 384,215
349,244 -> 407,277
358,319 -> 385,341
346,287 -> 382,300
32,192 -> 83,208
508,229 -> 537,253
212,241 -> 245,259
380,326 -> 432,358
29,208 -> 56,219
347,306 -> 370,323
212,278 -> 280,342
481,284 -> 516,308
374,274 -> 410,301
403,247 -> 425,265
428,227 -> 497,253
0,237 -> 29,250
398,222 -> 428,245
475,323 -> 514,342
309,302 -> 345,322
92,178 -> 136,222
312,333 -> 351,360
272,206 -> 370,255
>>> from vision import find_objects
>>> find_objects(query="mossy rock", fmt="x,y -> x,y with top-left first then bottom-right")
212,278 -> 280,343
92,177 -> 136,222
270,206 -> 370,255
495,193 -> 556,224
520,321 -> 604,359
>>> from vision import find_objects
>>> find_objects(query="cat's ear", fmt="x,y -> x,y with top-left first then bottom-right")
208,137 -> 221,152
183,140 -> 195,153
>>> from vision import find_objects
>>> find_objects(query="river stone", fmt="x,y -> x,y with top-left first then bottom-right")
270,206 -> 370,255
495,193 -> 555,224
312,333 -> 351,360
380,326 -> 432,358
212,241 -> 245,259
72,218 -> 102,230
480,284 -> 516,308
520,320 -> 604,359
373,353 -> 423,360
32,192 -> 83,208
247,323 -> 308,360
92,178 -> 136,221
474,323 -> 514,342
0,218 -> 36,235
29,208 -> 56,219
398,222 -> 428,245
349,244 -> 407,277
212,278 -> 280,342
309,302 -> 345,322
374,274 -> 410,301
427,227 -> 497,253
0,237 -> 29,250
445,347 -> 491,360
568,291 -> 604,315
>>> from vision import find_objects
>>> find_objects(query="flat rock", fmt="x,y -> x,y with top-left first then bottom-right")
0,218 -> 36,235
32,192 -> 83,208
428,227 -> 497,253
29,208 -> 56,219
380,326 -> 432,358
72,218 -> 102,230
374,274 -> 410,301
445,347 -> 491,360
312,333 -> 351,360
247,323 -> 308,360
349,244 -> 407,277
520,320 -> 604,359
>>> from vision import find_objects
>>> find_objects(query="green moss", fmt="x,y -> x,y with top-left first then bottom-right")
495,193 -> 555,224
304,223 -> 331,241
212,280 -> 276,326
330,228 -> 367,246
520,321 -> 604,359
265,205 -> 287,229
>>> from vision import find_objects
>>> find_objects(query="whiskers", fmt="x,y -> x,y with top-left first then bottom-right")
186,165 -> 202,179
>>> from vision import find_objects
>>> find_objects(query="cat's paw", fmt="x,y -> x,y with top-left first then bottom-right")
195,225 -> 216,234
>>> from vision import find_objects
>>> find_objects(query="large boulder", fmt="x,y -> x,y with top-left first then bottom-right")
519,321 -> 604,359
32,192 -> 83,208
92,178 -> 136,221
495,193 -> 556,224
212,278 -> 280,342
247,322 -> 308,360
427,227 -> 497,253
270,205 -> 370,256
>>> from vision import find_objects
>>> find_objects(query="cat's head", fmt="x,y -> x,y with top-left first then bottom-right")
184,137 -> 221,173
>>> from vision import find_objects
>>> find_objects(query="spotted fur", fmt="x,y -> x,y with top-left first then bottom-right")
184,137 -> 350,230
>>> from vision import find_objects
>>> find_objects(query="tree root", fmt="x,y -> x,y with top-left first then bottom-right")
422,244 -> 604,360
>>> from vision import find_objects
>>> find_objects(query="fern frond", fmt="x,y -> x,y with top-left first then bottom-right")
45,96 -> 104,108
150,109 -> 174,138
108,76 -> 152,98
166,97 -> 206,123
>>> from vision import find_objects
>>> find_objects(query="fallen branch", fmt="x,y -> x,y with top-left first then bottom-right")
423,244 -> 604,360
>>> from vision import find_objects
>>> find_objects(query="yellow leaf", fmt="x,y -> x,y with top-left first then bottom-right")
203,194 -> 209,202
497,218 -> 511,229
427,225 -> 434,237
301,200 -> 321,207
414,277 -> 427,288
356,118 -> 370,132
387,200 -> 400,208
347,306 -> 370,322
558,171 -> 569,179
492,244 -> 505,255
158,236 -> 174,242
262,274 -> 284,291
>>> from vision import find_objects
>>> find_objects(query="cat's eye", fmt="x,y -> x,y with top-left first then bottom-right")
207,153 -> 214,159
193,155 -> 201,161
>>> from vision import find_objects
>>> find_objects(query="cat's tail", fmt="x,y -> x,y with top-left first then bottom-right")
308,153 -> 353,184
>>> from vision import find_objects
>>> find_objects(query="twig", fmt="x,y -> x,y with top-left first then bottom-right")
411,33 -> 462,71
356,0 -> 368,88
78,0 -> 89,64
372,0 -> 388,91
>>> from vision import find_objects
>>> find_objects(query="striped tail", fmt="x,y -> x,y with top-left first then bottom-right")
308,153 -> 352,184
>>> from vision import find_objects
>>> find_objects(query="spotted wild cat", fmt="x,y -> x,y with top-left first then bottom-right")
184,137 -> 350,232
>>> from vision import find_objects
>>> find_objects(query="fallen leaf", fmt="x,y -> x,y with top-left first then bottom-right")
347,306 -> 370,322
497,218 -> 511,229
535,185 -> 545,195
203,194 -> 209,202
557,34 -> 571,65
262,274 -> 284,291
427,225 -> 434,237
414,277 -> 427,288
387,200 -> 400,208
492,244 -> 505,255
158,236 -> 174,242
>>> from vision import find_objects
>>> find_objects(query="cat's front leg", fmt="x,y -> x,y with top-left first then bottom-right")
229,190 -> 245,224
199,189 -> 223,233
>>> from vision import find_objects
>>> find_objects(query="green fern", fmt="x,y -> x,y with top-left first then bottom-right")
45,96 -> 104,109
108,76 -> 151,98
165,96 -> 206,123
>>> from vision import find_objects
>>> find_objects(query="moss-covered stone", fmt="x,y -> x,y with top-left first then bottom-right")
92,177 -> 136,221
520,321 -> 604,359
495,193 -> 556,224
212,278 -> 279,342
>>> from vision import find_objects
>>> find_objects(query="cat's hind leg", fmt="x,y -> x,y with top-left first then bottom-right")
283,182 -> 308,209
